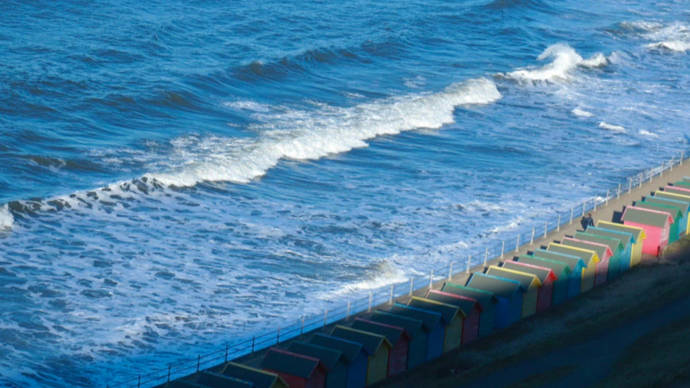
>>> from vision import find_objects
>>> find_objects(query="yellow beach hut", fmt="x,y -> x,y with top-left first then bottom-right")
486,265 -> 541,318
408,297 -> 465,353
596,221 -> 646,267
547,243 -> 599,292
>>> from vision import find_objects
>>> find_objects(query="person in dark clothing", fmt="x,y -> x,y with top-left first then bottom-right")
580,212 -> 594,230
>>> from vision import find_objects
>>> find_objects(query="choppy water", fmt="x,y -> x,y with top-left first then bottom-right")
1,0 -> 689,386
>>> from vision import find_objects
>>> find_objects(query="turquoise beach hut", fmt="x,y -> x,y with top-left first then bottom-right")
533,249 -> 584,298
440,283 -> 498,338
515,255 -> 570,306
574,231 -> 626,281
645,196 -> 689,235
466,272 -> 522,329
584,226 -> 634,273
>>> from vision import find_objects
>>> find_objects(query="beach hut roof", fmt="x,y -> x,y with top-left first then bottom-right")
466,272 -> 521,297
645,196 -> 690,214
486,265 -> 541,289
547,243 -> 598,266
261,348 -> 325,379
635,201 -> 683,219
563,237 -> 613,259
575,232 -> 624,253
441,283 -> 498,310
370,311 -> 424,336
664,185 -> 690,196
586,226 -> 634,245
352,318 -> 409,345
596,221 -> 646,241
426,289 -> 482,315
196,372 -> 254,388
622,206 -> 673,227
287,341 -> 344,371
331,326 -> 391,356
220,362 -> 287,388
654,191 -> 690,205
517,255 -> 571,276
533,250 -> 585,271
309,333 -> 369,363
502,260 -> 556,283
385,304 -> 443,332
409,296 -> 465,322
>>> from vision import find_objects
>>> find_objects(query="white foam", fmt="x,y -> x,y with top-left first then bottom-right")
148,77 -> 501,187
628,21 -> 690,53
317,259 -> 410,300
646,40 -> 690,52
504,43 -> 608,83
0,205 -> 13,230
572,107 -> 594,118
223,100 -> 272,112
598,121 -> 626,133
639,129 -> 659,138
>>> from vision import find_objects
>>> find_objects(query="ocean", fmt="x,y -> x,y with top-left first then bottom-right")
0,0 -> 689,386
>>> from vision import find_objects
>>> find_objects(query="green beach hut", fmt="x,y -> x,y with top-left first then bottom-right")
652,191 -> 690,236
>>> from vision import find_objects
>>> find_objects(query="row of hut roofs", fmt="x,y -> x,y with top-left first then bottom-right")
161,178 -> 690,388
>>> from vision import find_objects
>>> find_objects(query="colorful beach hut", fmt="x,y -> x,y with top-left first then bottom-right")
218,362 -> 289,388
502,260 -> 556,312
663,185 -> 690,197
261,348 -> 327,388
654,191 -> 690,234
408,297 -> 464,352
547,243 -> 598,292
466,272 -> 522,329
634,201 -> 683,243
308,334 -> 368,388
562,237 -> 611,286
595,221 -> 646,267
441,283 -> 497,338
351,318 -> 409,376
330,326 -> 391,386
485,265 -> 541,318
381,303 -> 444,361
621,206 -> 673,257
532,249 -> 584,299
515,255 -> 570,306
287,342 -> 348,388
425,289 -> 481,344
575,231 -> 626,280
645,196 -> 689,235
370,311 -> 426,370
585,226 -> 634,273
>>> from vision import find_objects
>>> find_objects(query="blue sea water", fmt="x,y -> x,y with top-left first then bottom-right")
0,0 -> 689,386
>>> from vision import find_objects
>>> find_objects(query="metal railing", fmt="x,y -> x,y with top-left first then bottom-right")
108,150 -> 687,387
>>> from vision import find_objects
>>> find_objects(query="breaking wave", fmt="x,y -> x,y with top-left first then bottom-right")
0,205 -> 13,231
598,121 -> 626,133
619,21 -> 690,53
503,43 -> 608,83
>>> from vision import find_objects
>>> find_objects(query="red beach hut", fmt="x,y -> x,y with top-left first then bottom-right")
501,260 -> 557,313
261,348 -> 327,388
622,206 -> 674,257
425,289 -> 482,344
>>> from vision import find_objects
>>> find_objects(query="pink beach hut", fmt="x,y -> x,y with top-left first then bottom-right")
501,261 -> 557,313
424,289 -> 482,345
562,237 -> 613,286
622,206 -> 674,257
664,185 -> 690,196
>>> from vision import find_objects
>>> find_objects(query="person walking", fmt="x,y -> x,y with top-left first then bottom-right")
580,212 -> 594,230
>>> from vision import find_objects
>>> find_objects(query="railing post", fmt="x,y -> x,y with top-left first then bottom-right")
409,277 -> 414,296
346,300 -> 351,319
484,247 -> 488,266
225,344 -> 229,362
252,336 -> 255,352
300,317 -> 305,334
500,240 -> 505,258
617,183 -> 621,197
670,158 -> 673,171
368,291 -> 373,312
606,189 -> 609,205
544,220 -> 548,237
447,262 -> 453,280
466,256 -> 471,273
323,310 -> 328,328
389,284 -> 394,304
277,327 -> 281,342
515,233 -> 520,252
570,207 -> 574,224
557,215 -> 561,231
429,269 -> 434,289
582,202 -> 585,217
628,178 -> 632,193
530,227 -> 535,245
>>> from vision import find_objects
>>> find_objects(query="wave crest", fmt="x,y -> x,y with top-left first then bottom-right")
0,205 -> 14,231
503,43 -> 608,83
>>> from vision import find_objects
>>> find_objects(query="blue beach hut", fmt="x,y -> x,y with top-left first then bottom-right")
466,272 -> 522,329
308,334 -> 368,388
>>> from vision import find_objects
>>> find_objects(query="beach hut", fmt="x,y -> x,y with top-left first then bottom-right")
502,260 -> 556,312
575,231 -> 626,280
585,226 -> 634,273
485,266 -> 540,318
425,289 -> 481,344
380,303 -> 444,361
595,221 -> 646,267
663,185 -> 690,197
351,318 -> 409,376
369,311 -> 426,369
466,272 -> 522,329
515,255 -> 570,306
562,237 -> 611,286
645,196 -> 690,235
194,371 -> 254,388
531,250 -> 584,299
261,348 -> 327,388
309,334 -> 368,388
675,179 -> 690,187
218,362 -> 289,388
407,297 -> 464,352
287,342 -> 348,388
330,326 -> 391,386
547,243 -> 598,292
654,191 -> 690,233
440,283 -> 497,338
622,206 -> 673,257
634,201 -> 683,243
